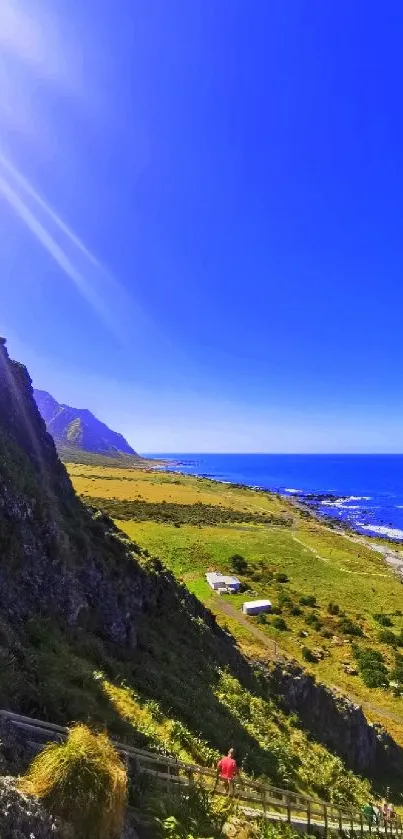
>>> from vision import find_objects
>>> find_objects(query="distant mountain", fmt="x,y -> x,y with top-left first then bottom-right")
34,389 -> 139,459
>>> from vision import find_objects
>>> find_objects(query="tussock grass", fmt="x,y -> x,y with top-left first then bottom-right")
20,724 -> 127,839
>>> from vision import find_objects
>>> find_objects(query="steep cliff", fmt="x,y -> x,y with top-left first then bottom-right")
0,340 -> 149,644
34,388 -> 138,458
1,337 -> 403,797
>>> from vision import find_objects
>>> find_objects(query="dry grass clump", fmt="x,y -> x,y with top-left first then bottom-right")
20,724 -> 127,839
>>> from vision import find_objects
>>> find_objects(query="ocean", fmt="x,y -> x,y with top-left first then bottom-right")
149,453 -> 403,541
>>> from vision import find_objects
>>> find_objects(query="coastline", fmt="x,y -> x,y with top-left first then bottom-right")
158,460 -> 403,578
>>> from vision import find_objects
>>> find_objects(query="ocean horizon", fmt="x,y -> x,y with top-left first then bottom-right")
144,453 -> 403,541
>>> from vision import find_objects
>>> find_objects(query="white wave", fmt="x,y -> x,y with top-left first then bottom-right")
321,495 -> 371,508
284,488 -> 302,494
357,524 -> 403,540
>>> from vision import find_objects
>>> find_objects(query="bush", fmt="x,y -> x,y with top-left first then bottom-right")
302,647 -> 317,663
272,617 -> 287,631
327,602 -> 340,615
390,653 -> 403,684
230,554 -> 248,574
338,618 -> 363,637
275,573 -> 289,583
290,605 -> 302,616
278,591 -> 293,608
19,724 -> 127,839
378,629 -> 398,647
146,784 -> 229,839
299,595 -> 316,607
361,668 -> 388,688
374,613 -> 393,627
353,646 -> 389,689
305,612 -> 322,630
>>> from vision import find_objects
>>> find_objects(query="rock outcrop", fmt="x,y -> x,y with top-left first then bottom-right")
0,776 -> 66,839
34,388 -> 138,457
0,340 -> 181,648
267,660 -> 403,777
0,338 -> 234,659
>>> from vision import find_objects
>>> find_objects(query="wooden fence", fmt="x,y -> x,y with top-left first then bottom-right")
0,709 -> 401,836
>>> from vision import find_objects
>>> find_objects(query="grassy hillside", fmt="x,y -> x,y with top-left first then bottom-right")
68,463 -> 403,747
58,446 -> 154,468
0,335 -> 379,816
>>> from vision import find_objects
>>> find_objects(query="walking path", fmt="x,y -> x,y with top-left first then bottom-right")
292,533 -> 389,576
1,709 -> 400,836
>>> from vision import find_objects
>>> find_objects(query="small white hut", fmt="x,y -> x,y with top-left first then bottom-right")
205,572 -> 241,593
242,599 -> 272,616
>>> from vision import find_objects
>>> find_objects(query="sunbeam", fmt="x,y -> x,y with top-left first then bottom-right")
0,157 -> 152,346
0,151 -> 103,271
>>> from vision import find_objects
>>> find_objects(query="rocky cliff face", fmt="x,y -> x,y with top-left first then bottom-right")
267,660 -> 403,777
34,388 -> 137,456
0,339 -> 159,645
0,338 -> 231,658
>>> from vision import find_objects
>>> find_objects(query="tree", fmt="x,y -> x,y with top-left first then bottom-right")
230,554 -> 248,575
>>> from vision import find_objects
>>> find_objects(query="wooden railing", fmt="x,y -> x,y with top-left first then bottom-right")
0,709 -> 401,836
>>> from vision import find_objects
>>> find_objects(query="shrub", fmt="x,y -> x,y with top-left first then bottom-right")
302,647 -> 317,663
378,629 -> 398,647
275,572 -> 289,583
290,605 -> 302,616
299,595 -> 316,607
374,613 -> 393,627
305,613 -> 322,630
390,653 -> 403,684
361,668 -> 388,688
230,554 -> 248,575
327,602 -> 340,615
258,823 -> 301,839
272,617 -> 287,631
353,646 -> 389,689
338,618 -> 363,637
278,592 -> 293,609
147,784 -> 229,839
19,724 -> 127,839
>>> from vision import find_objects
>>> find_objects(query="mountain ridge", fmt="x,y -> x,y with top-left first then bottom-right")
34,388 -> 139,459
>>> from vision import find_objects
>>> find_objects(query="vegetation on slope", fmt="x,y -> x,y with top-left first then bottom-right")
34,388 -> 138,457
66,463 -> 403,745
57,446 -> 149,468
20,725 -> 127,839
0,340 -> 398,827
84,496 -> 291,527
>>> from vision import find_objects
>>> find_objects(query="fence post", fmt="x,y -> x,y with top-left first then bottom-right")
360,811 -> 364,838
324,804 -> 328,837
263,789 -> 267,817
286,795 -> 291,824
339,809 -> 343,835
307,800 -> 311,835
350,811 -> 354,835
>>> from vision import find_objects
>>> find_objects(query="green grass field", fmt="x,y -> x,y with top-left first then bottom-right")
67,463 -> 403,745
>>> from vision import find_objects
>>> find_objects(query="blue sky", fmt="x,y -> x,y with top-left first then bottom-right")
1,0 -> 403,453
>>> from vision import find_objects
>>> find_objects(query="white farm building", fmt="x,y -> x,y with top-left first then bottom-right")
205,572 -> 241,593
242,599 -> 272,616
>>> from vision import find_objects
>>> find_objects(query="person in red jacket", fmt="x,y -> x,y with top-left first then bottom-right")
216,748 -> 238,795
